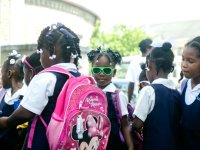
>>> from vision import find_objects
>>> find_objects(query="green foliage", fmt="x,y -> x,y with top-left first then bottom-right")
90,22 -> 150,56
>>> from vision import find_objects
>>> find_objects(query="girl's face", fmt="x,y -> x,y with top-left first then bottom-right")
181,46 -> 200,80
1,61 -> 11,88
40,48 -> 53,68
146,60 -> 156,83
92,56 -> 116,89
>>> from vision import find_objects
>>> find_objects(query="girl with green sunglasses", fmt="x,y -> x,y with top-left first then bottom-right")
87,47 -> 134,150
91,66 -> 115,75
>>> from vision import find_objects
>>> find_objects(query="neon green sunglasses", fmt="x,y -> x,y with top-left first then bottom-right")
91,67 -> 115,75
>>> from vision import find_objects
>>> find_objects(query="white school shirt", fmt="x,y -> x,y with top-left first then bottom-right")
102,83 -> 128,116
185,79 -> 200,105
133,78 -> 176,122
20,63 -> 78,115
4,84 -> 27,105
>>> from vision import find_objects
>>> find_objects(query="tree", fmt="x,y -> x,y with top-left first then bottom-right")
90,22 -> 151,56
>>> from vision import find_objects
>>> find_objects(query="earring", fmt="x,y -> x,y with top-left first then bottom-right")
49,54 -> 56,60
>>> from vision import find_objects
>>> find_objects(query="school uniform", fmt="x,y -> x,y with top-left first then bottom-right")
20,63 -> 80,150
134,78 -> 181,150
181,79 -> 200,150
0,86 -> 26,149
102,83 -> 128,150
0,88 -> 6,103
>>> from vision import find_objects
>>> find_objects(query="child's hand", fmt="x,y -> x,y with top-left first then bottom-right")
128,146 -> 134,150
0,117 -> 8,128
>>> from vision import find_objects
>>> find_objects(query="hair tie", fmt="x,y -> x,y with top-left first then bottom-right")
9,59 -> 15,65
8,50 -> 21,57
36,49 -> 43,54
71,53 -> 78,59
8,50 -> 21,65
23,58 -> 34,70
49,54 -> 56,60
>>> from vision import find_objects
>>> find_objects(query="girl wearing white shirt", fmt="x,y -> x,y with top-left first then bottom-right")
180,37 -> 200,150
0,50 -> 25,149
0,23 -> 82,150
87,48 -> 133,150
132,42 -> 181,150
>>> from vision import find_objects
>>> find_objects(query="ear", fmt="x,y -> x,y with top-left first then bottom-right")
147,61 -> 153,71
8,70 -> 13,79
112,69 -> 116,77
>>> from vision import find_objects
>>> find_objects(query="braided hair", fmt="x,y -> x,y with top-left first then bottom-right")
37,23 -> 81,67
148,42 -> 174,75
87,47 -> 122,67
6,50 -> 24,82
23,52 -> 43,75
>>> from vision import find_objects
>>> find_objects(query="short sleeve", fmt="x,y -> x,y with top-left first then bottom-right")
118,91 -> 129,116
20,72 -> 57,115
133,86 -> 155,122
125,61 -> 137,83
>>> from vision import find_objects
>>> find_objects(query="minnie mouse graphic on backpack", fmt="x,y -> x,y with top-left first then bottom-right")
72,115 -> 104,150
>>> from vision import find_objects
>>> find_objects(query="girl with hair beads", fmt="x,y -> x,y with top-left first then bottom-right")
0,50 -> 25,116
87,47 -> 133,150
132,42 -> 181,150
0,23 -> 81,150
180,36 -> 200,150
0,50 -> 26,149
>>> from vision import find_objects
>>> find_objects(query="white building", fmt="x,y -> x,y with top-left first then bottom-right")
0,0 -> 100,73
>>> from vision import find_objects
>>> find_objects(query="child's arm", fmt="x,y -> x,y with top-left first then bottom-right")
0,106 -> 35,128
121,115 -> 134,150
132,116 -> 143,131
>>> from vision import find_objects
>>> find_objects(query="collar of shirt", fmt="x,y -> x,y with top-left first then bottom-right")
152,78 -> 176,89
187,79 -> 200,92
102,83 -> 116,93
52,63 -> 78,72
4,85 -> 27,105
4,88 -> 12,103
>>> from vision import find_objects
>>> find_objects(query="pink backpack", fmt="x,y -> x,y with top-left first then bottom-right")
28,67 -> 111,150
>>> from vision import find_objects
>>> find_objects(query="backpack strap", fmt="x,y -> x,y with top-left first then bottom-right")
40,66 -> 73,77
27,115 -> 48,148
41,66 -> 95,84
27,116 -> 38,148
111,90 -> 125,143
